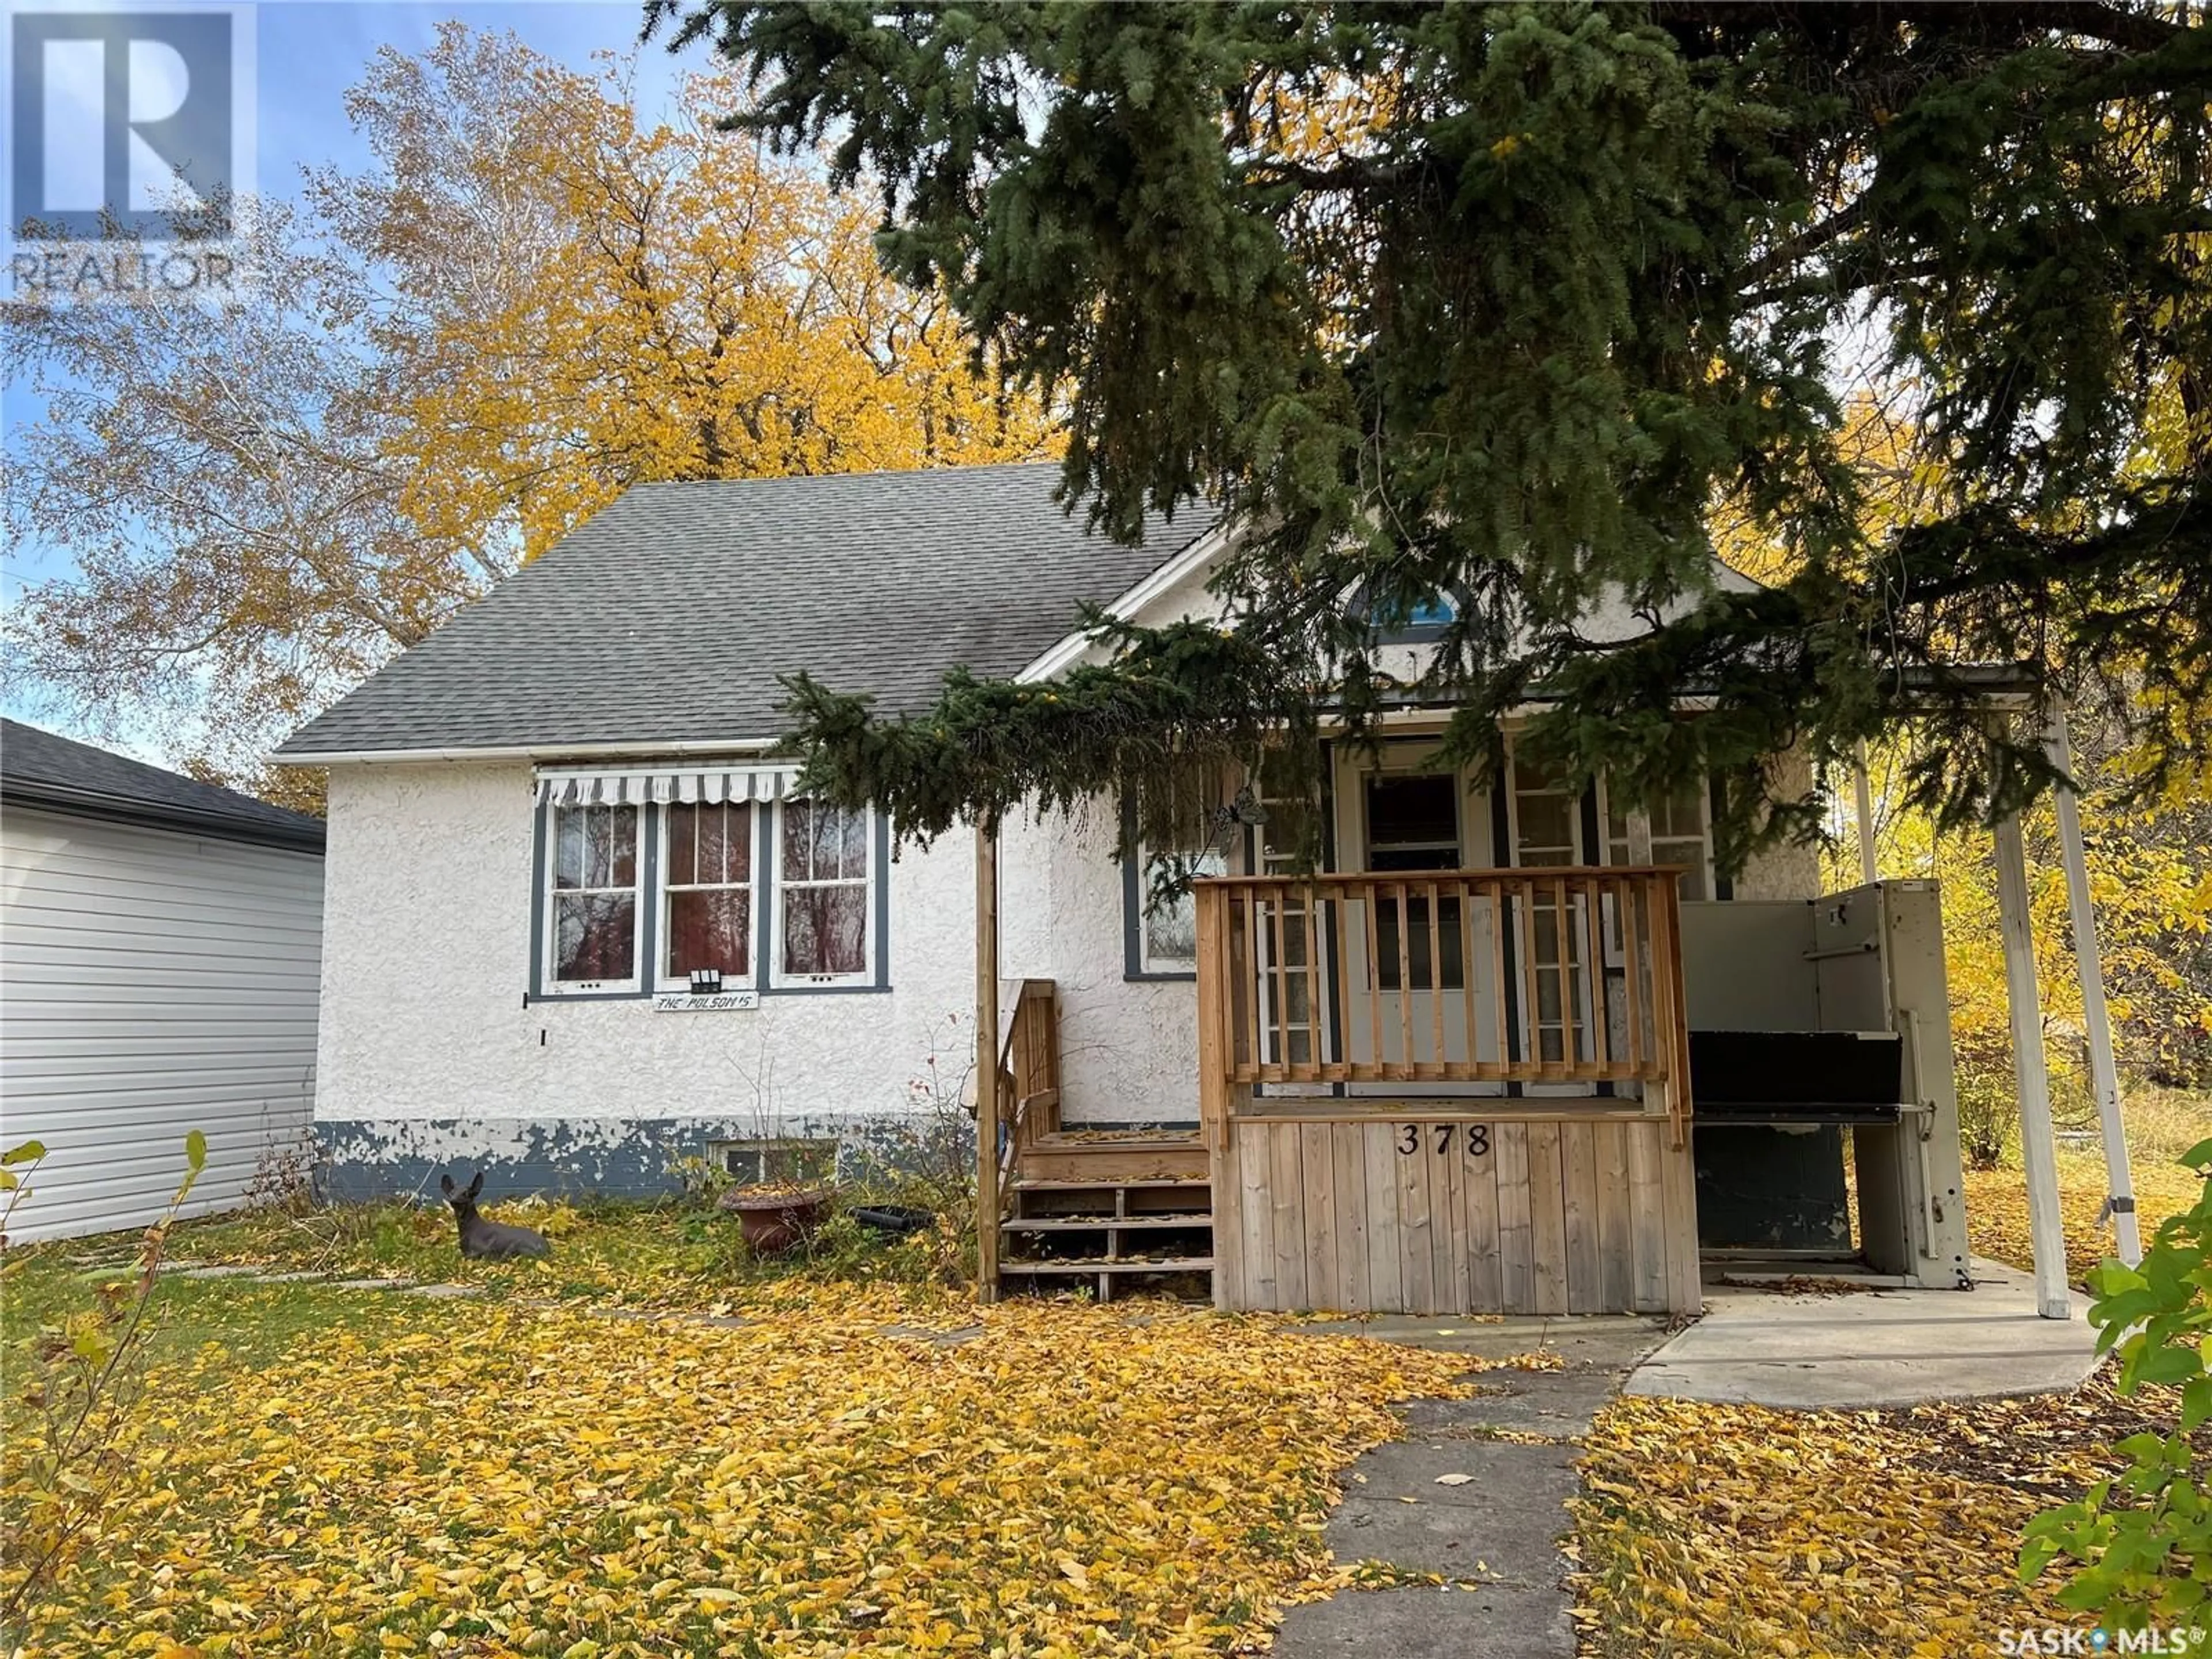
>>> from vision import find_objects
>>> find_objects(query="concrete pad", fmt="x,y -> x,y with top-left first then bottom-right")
169,1264 -> 260,1279
1296,1312 -> 1666,1372
1331,1439 -> 1578,1583
1626,1257 -> 2100,1410
1273,1582 -> 1574,1658
399,1283 -> 480,1300
1527,1316 -> 1671,1374
1402,1370 -> 1622,1440
331,1277 -> 408,1290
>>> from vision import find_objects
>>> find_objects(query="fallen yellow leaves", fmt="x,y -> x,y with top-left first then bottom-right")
1569,1376 -> 2162,1657
1966,1150 -> 2206,1281
6,1287 -> 1482,1657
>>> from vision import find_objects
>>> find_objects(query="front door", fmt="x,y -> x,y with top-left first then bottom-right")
1333,743 -> 1505,1094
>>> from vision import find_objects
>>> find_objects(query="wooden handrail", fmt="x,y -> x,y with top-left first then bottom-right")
1194,868 -> 1692,1146
996,979 -> 1060,1198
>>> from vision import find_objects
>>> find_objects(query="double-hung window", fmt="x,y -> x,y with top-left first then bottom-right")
1125,775 -> 1229,979
535,771 -> 881,998
548,803 -> 642,991
774,800 -> 873,984
662,801 -> 755,988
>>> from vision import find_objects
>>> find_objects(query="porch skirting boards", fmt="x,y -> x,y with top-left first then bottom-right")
1210,1113 -> 1700,1317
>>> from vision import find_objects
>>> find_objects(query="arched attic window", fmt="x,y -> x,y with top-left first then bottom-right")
1347,579 -> 1466,644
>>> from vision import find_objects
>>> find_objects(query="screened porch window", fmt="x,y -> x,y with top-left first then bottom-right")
1135,844 -> 1229,974
776,800 -> 872,983
1506,757 -> 1589,1064
1126,772 -> 1232,978
1605,778 -> 1713,900
550,803 -> 641,990
664,801 -> 754,986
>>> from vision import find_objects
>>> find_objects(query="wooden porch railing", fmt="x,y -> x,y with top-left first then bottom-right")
995,977 -> 1061,1192
1194,868 -> 1691,1145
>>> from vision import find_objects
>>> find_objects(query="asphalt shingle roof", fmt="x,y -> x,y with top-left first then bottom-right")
1,719 -> 326,851
278,463 -> 1213,760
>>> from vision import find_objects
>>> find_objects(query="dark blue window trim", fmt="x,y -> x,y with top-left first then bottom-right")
1709,774 -> 1734,901
527,795 -> 649,1000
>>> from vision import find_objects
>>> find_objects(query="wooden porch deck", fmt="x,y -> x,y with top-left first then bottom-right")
979,868 -> 1702,1315
1196,868 -> 1700,1315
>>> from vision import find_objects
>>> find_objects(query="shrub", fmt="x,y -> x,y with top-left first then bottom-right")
2,1131 -> 206,1630
2020,1137 -> 2212,1633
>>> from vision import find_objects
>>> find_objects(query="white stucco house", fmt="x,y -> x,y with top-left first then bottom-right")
279,461 -> 1977,1312
1,719 -> 325,1240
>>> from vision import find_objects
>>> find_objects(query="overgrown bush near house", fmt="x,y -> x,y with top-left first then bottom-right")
2021,1137 -> 2212,1632
242,1129 -> 320,1215
1957,1069 -> 2018,1171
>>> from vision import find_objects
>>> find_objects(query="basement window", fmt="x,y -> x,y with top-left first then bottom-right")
706,1138 -> 839,1188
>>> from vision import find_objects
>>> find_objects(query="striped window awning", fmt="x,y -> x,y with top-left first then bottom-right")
533,764 -> 804,806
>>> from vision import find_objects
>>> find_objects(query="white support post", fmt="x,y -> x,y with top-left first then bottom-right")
1992,795 -> 2071,1319
2044,711 -> 2141,1267
1853,741 -> 1880,886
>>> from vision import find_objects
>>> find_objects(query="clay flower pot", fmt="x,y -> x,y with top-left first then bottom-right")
718,1185 -> 831,1254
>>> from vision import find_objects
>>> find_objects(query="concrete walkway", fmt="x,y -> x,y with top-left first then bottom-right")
1277,1267 -> 2108,1655
1277,1317 -> 1667,1658
1624,1257 -> 2101,1410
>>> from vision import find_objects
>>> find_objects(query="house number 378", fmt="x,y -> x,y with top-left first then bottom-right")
1397,1123 -> 1490,1158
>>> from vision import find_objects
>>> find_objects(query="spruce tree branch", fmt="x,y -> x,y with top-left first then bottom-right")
2029,1 -> 2191,52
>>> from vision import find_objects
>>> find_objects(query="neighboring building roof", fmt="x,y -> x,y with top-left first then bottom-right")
278,462 -> 1215,761
1,719 -> 326,853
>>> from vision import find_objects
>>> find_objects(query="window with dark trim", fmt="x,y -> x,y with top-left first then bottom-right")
774,800 -> 873,984
535,793 -> 884,998
548,803 -> 642,991
662,801 -> 755,988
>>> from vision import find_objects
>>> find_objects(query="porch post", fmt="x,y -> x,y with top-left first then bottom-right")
1853,741 -> 1880,885
2044,710 -> 2141,1267
1991,788 -> 2071,1319
975,816 -> 1002,1304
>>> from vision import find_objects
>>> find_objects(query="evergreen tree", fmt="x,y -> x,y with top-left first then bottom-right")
652,1 -> 2210,866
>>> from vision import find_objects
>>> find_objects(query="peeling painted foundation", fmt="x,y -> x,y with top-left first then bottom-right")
315,1113 -> 971,1204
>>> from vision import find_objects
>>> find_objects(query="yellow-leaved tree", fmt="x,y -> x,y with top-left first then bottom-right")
1830,729 -> 2212,1168
1721,388 -> 2212,1164
4,24 -> 1054,792
322,26 -> 1050,563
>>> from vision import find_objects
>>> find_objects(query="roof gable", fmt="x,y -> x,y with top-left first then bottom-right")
279,463 -> 1213,760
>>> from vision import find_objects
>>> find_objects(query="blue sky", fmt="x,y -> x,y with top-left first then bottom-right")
3,0 -> 696,755
252,0 -> 687,184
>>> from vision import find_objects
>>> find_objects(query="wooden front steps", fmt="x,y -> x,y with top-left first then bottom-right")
1010,1131 -> 1208,1184
1000,1131 -> 1214,1303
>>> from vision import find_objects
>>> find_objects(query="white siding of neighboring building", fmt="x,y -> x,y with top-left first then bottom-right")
0,808 -> 324,1241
